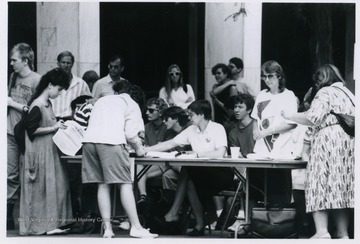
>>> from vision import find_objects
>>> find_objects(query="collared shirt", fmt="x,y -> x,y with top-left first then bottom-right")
173,120 -> 227,154
91,74 -> 129,100
50,75 -> 91,118
82,94 -> 144,145
159,84 -> 195,109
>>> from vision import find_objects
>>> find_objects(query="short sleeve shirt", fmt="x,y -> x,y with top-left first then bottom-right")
173,121 -> 227,154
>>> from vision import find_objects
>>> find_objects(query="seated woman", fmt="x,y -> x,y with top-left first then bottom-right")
144,100 -> 234,236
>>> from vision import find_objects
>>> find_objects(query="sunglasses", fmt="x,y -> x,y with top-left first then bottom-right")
261,74 -> 278,81
147,108 -> 159,113
169,72 -> 180,77
108,64 -> 120,69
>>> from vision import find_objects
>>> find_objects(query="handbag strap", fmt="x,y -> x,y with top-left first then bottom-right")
332,86 -> 355,107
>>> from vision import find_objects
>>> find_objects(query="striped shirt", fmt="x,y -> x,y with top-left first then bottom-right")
73,103 -> 93,129
50,75 -> 91,118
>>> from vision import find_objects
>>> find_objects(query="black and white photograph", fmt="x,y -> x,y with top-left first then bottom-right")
2,0 -> 358,241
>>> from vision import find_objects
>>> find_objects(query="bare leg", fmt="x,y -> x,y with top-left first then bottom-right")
311,210 -> 330,238
118,183 -> 143,229
137,166 -> 163,196
97,183 -> 112,231
164,168 -> 189,222
332,208 -> 350,238
186,178 -> 204,230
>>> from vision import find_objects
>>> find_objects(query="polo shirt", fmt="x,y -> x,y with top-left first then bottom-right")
173,120 -> 227,154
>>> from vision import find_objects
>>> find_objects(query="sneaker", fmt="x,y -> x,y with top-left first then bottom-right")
205,221 -> 216,230
130,227 -> 158,238
119,221 -> 131,230
227,220 -> 246,232
310,232 -> 331,239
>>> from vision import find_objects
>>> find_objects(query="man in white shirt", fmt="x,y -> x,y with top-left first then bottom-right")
50,51 -> 91,121
91,54 -> 130,100
82,84 -> 157,238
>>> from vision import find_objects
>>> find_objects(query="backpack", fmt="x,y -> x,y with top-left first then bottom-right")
14,111 -> 28,154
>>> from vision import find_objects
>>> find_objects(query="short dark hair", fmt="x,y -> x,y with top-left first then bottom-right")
229,57 -> 244,70
187,100 -> 212,120
57,51 -> 75,63
161,106 -> 189,126
70,95 -> 93,111
109,54 -> 125,66
230,94 -> 255,112
117,84 -> 146,113
28,68 -> 71,106
211,63 -> 232,78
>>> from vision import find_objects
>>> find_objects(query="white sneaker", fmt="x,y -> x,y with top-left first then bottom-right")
130,227 -> 158,238
119,221 -> 131,230
205,221 -> 216,230
227,220 -> 246,232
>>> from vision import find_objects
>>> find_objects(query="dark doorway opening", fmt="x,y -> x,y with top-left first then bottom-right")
8,2 -> 37,80
261,3 -> 355,100
100,2 -> 205,100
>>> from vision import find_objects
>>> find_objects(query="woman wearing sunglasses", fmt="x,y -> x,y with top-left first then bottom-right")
159,64 -> 195,109
250,60 -> 298,203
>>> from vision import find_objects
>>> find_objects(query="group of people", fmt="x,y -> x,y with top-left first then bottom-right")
7,42 -> 354,239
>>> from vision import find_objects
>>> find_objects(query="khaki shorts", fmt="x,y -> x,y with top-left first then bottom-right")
82,143 -> 132,184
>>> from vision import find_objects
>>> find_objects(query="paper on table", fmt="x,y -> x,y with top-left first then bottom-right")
52,120 -> 85,156
145,151 -> 178,158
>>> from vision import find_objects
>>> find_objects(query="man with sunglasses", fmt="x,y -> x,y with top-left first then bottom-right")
228,57 -> 259,98
136,98 -> 170,209
92,54 -> 130,101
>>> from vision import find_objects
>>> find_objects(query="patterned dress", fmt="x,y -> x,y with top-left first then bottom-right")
19,101 -> 73,235
305,83 -> 355,212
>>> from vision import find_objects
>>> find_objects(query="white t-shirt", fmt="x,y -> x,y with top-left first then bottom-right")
173,120 -> 227,154
251,88 -> 297,157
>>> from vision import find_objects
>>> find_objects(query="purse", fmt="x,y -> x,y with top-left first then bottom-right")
330,86 -> 355,137
251,206 -> 297,238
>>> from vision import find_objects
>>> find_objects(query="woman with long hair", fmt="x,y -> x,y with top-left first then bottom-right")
19,68 -> 72,235
282,64 -> 354,239
159,64 -> 195,109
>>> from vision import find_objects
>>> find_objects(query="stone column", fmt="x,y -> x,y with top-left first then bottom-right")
36,2 -> 99,77
204,2 -> 262,116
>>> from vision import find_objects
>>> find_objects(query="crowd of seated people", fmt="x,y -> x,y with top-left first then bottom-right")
7,43 -> 354,239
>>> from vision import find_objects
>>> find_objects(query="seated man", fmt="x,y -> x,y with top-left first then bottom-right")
136,98 -> 168,205
138,106 -> 191,204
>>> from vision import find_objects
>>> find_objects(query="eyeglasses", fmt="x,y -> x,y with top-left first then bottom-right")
261,74 -> 278,81
108,65 -> 120,69
147,108 -> 159,113
169,72 -> 180,77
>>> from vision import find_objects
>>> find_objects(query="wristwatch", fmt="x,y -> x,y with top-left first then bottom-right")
22,106 -> 29,113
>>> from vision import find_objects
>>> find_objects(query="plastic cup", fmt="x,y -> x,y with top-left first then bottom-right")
230,147 -> 240,159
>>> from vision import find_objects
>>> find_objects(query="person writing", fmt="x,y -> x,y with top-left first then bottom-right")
144,100 -> 234,236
